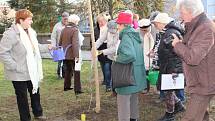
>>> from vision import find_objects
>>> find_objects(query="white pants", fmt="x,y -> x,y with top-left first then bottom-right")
117,93 -> 139,121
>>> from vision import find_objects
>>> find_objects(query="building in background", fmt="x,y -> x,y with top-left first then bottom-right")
163,0 -> 215,20
202,0 -> 215,20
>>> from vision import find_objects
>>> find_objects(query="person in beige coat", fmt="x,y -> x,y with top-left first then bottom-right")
138,18 -> 154,70
51,12 -> 69,79
172,0 -> 215,121
0,9 -> 46,121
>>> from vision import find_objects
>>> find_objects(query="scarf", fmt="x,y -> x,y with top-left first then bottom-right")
17,24 -> 43,94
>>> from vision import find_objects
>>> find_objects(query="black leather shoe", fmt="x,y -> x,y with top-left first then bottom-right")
64,87 -> 73,91
174,101 -> 185,115
130,118 -> 138,121
75,91 -> 84,95
158,112 -> 175,121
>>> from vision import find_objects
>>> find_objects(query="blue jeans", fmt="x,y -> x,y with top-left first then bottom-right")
100,61 -> 112,89
175,89 -> 186,102
160,90 -> 165,100
160,89 -> 186,102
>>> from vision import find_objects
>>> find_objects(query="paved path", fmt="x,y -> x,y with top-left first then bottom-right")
80,50 -> 92,61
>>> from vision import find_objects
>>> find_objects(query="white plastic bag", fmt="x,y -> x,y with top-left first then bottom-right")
75,58 -> 82,71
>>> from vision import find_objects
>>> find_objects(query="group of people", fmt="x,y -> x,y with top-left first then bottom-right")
94,0 -> 215,121
0,0 -> 215,121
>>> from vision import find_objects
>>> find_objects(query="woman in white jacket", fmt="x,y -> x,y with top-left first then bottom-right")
96,20 -> 119,91
97,20 -> 119,61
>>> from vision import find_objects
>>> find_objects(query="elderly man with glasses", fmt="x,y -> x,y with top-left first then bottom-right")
172,0 -> 215,120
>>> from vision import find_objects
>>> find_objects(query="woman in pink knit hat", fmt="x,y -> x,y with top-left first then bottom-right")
114,12 -> 147,121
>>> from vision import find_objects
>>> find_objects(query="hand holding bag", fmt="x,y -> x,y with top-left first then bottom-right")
111,62 -> 136,88
75,58 -> 82,71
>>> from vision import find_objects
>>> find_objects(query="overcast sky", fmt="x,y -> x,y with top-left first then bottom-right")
1,0 -> 9,3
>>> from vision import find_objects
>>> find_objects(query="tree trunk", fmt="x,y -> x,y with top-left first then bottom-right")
87,0 -> 101,113
108,0 -> 113,19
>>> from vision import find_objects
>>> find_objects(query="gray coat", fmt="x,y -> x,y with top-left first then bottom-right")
51,22 -> 65,47
0,24 -> 31,81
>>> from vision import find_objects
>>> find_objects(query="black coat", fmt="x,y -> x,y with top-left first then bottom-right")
158,21 -> 185,74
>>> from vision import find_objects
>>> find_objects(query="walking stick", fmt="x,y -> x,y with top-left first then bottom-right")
87,0 -> 100,113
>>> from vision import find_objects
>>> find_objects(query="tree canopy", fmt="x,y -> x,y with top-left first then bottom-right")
5,0 -> 166,33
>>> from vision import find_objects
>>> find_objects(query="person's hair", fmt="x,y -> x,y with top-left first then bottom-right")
176,0 -> 204,17
96,12 -> 110,22
15,9 -> 33,24
123,24 -> 130,27
68,14 -> 80,25
149,11 -> 160,21
133,14 -> 139,20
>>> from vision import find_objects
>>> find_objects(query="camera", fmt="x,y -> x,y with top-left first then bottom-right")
163,34 -> 183,44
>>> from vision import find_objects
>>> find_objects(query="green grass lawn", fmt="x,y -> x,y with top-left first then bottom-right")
1,59 -> 214,121
0,59 -> 119,121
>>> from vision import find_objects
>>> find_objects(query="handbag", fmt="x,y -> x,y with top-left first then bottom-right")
111,62 -> 136,88
50,44 -> 72,62
75,58 -> 82,71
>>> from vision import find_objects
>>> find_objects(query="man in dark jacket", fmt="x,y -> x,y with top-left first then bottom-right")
152,12 -> 185,121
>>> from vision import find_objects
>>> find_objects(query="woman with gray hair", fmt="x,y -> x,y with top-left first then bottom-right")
172,0 -> 215,121
59,14 -> 83,95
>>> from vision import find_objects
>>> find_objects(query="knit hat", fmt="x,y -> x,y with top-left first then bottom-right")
15,9 -> 33,23
138,19 -> 151,28
152,13 -> 173,24
107,20 -> 117,33
116,12 -> 132,24
68,14 -> 80,25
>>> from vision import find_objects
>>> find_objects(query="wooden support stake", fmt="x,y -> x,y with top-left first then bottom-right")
87,0 -> 100,113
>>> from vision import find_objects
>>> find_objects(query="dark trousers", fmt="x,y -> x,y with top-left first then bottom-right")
12,81 -> 43,121
160,89 -> 185,102
164,90 -> 180,113
63,60 -> 81,92
57,60 -> 64,77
